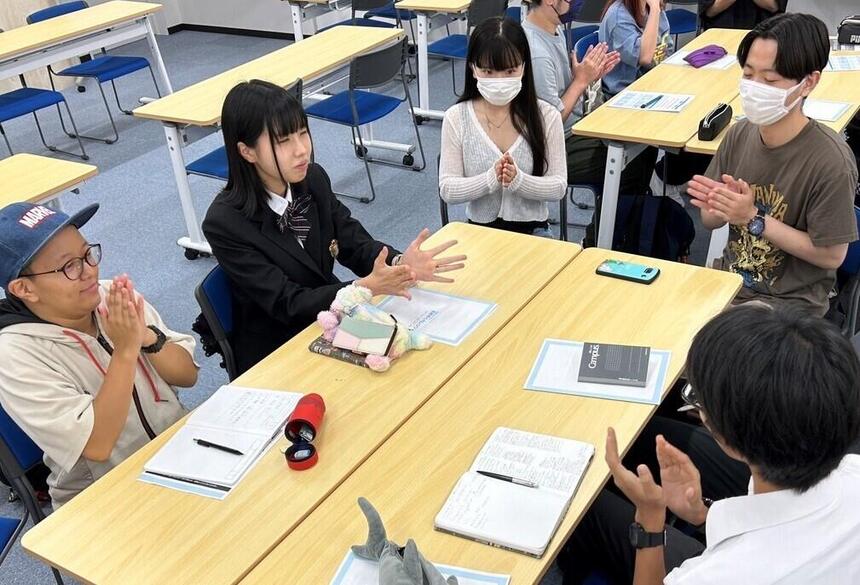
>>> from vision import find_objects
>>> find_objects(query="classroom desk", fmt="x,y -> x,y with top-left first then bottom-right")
572,28 -> 747,249
21,223 -> 581,585
133,26 -> 403,259
395,0 -> 470,122
240,247 -> 742,585
685,51 -> 860,266
0,1 -> 172,95
0,153 -> 97,211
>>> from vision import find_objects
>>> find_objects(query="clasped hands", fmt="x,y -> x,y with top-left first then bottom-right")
688,173 -> 758,226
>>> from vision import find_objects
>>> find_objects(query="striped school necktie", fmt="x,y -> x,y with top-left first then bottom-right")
277,192 -> 312,245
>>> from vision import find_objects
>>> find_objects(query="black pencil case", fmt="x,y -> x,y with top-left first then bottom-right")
697,103 -> 732,141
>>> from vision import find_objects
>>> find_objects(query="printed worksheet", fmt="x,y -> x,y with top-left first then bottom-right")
608,91 -> 694,113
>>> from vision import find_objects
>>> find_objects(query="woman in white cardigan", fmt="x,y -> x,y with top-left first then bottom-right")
439,16 -> 567,236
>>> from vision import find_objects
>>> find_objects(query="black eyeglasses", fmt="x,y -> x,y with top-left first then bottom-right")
681,383 -> 703,410
24,244 -> 102,281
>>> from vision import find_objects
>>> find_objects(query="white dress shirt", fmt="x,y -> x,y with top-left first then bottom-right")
266,187 -> 303,248
665,454 -> 860,584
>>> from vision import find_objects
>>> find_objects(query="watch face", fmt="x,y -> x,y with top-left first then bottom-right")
748,216 -> 765,236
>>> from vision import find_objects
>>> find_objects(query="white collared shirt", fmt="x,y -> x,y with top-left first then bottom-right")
266,187 -> 303,248
665,454 -> 860,585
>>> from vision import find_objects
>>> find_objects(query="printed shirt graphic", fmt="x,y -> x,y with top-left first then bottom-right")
728,182 -> 788,290
706,119 -> 858,316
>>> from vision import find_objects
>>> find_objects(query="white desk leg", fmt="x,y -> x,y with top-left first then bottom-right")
597,143 -> 625,249
416,13 -> 430,115
163,124 -> 211,258
289,2 -> 305,41
706,224 -> 729,268
144,17 -> 174,94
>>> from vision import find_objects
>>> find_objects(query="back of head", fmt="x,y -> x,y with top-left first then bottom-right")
737,13 -> 829,81
687,304 -> 860,492
219,79 -> 308,218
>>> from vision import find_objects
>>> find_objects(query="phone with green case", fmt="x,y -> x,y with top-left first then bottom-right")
331,316 -> 397,356
595,259 -> 660,284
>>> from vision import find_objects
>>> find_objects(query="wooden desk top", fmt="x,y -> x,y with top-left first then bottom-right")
22,223 -> 580,585
395,0 -> 471,14
0,154 -> 97,207
686,52 -> 860,155
0,1 -> 160,63
572,28 -> 748,149
240,248 -> 742,585
133,26 -> 403,126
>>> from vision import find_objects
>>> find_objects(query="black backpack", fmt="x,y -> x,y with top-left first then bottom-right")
613,191 -> 696,262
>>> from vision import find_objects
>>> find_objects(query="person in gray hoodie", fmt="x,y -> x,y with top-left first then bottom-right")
0,202 -> 198,508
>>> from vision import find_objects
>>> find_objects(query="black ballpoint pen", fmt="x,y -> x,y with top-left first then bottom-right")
477,470 -> 539,488
194,438 -> 244,456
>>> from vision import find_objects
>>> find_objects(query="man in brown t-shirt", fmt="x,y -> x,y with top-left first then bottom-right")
689,13 -> 858,316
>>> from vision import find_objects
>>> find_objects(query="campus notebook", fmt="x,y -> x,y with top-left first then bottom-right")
143,386 -> 302,492
434,427 -> 594,557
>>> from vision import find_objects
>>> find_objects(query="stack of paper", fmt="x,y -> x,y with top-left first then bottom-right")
802,99 -> 852,122
331,551 -> 510,585
608,91 -> 694,113
141,386 -> 303,498
826,55 -> 860,72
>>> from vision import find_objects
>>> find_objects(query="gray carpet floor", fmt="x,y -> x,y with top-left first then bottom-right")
0,24 -> 706,585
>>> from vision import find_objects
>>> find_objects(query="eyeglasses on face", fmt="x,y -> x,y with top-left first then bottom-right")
681,383 -> 703,410
24,243 -> 102,281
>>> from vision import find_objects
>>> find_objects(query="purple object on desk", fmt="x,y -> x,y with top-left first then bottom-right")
684,44 -> 728,68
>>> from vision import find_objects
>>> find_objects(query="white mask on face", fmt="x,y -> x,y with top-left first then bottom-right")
739,77 -> 807,126
475,75 -> 523,106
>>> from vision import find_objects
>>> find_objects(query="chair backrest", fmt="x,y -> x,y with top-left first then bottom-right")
839,207 -> 860,278
467,0 -> 509,29
27,1 -> 88,24
195,265 -> 238,380
0,405 -> 43,480
574,30 -> 599,62
353,0 -> 393,13
350,37 -> 408,90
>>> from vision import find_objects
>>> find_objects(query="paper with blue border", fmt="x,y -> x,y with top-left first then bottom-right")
377,287 -> 497,346
331,550 -> 510,585
524,339 -> 671,405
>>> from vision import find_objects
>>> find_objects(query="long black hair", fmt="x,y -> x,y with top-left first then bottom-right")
220,79 -> 309,218
459,17 -> 547,177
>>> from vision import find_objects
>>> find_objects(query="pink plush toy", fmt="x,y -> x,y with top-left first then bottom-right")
317,285 -> 432,372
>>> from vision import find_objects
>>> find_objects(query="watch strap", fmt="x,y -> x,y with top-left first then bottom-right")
629,522 -> 666,549
141,325 -> 167,354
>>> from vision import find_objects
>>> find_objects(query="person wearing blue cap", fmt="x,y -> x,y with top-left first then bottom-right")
0,202 -> 198,508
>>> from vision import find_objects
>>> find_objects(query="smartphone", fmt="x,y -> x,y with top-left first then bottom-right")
595,259 -> 660,284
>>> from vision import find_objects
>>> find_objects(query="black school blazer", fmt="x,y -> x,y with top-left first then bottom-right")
202,163 -> 398,375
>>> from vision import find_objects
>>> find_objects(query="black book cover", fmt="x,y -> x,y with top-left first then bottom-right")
577,342 -> 650,387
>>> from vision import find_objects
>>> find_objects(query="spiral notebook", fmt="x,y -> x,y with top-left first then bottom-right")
434,427 -> 594,557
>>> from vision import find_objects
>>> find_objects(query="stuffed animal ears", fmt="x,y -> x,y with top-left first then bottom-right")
351,497 -> 389,561
351,498 -> 459,585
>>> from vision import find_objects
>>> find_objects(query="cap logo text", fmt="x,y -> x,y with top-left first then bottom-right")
18,206 -> 56,229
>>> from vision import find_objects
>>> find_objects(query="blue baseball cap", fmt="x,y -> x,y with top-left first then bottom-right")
0,202 -> 99,290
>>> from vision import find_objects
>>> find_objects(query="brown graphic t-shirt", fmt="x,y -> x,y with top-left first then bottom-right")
706,119 -> 859,316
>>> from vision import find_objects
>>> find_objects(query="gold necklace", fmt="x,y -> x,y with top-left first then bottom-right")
479,103 -> 510,130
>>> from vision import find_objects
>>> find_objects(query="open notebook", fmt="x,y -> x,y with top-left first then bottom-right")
144,386 -> 302,491
434,427 -> 594,557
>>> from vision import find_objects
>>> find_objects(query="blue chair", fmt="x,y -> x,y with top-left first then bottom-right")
566,24 -> 598,53
427,0 -> 509,96
0,406 -> 64,584
0,26 -> 88,160
665,1 -> 698,48
27,1 -> 162,144
833,207 -> 860,337
0,515 -> 26,569
185,79 -> 304,182
195,265 -> 238,381
504,5 -> 521,21
305,38 -> 425,203
574,30 -> 599,62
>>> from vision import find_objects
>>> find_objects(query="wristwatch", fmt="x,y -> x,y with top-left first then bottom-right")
142,325 -> 167,354
747,207 -> 766,237
629,522 -> 666,549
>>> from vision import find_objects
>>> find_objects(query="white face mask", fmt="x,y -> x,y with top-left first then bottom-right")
475,75 -> 523,106
739,77 -> 807,126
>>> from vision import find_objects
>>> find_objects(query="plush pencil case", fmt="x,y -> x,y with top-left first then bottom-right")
684,44 -> 727,68
698,103 -> 732,141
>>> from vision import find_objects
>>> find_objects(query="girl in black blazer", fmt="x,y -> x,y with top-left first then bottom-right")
203,80 -> 466,375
